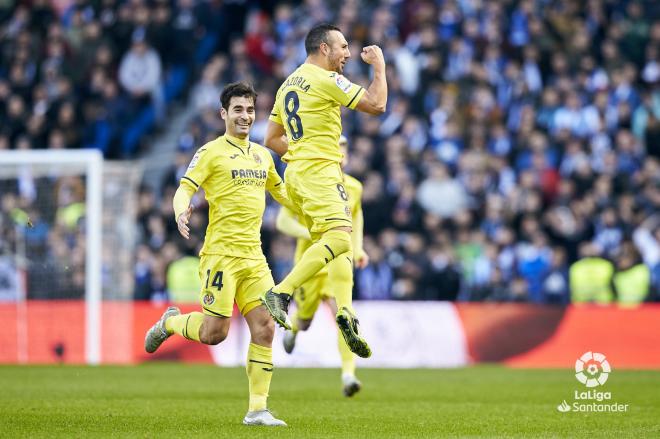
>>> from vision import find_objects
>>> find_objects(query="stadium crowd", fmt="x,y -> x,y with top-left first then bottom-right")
2,0 -> 660,304
0,0 -> 247,298
0,0 -> 250,157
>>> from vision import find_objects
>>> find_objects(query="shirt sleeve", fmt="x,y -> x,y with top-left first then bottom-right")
319,73 -> 365,110
172,183 -> 196,221
268,89 -> 283,125
182,147 -> 211,190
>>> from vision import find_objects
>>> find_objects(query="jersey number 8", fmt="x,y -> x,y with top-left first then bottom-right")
336,183 -> 348,201
284,91 -> 304,140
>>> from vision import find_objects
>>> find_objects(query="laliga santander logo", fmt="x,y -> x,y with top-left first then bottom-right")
556,351 -> 627,413
575,351 -> 611,388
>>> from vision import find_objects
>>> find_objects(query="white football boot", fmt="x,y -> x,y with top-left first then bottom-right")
342,374 -> 362,397
242,409 -> 287,426
144,306 -> 180,353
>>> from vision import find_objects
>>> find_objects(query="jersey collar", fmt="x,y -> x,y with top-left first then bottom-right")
224,134 -> 251,155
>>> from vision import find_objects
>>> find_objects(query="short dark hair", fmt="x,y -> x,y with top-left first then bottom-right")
220,82 -> 257,110
305,23 -> 341,56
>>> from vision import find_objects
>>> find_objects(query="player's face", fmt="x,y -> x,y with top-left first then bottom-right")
221,95 -> 255,139
324,30 -> 350,73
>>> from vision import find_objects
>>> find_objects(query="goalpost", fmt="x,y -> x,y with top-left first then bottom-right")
0,150 -> 103,364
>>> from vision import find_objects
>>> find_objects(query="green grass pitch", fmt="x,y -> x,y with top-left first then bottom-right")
1,364 -> 658,438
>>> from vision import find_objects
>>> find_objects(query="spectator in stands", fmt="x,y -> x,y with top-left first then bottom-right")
0,254 -> 19,301
190,57 -> 226,112
570,243 -> 614,304
613,240 -> 651,305
417,161 -> 468,218
166,252 -> 201,303
134,244 -> 156,301
516,232 -> 553,303
54,176 -> 85,231
420,244 -> 461,301
356,237 -> 393,300
541,247 -> 570,305
632,214 -> 660,298
118,28 -> 164,126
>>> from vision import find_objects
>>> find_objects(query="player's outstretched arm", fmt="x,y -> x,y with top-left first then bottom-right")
276,207 -> 311,240
173,182 -> 196,239
355,45 -> 387,115
265,120 -> 289,156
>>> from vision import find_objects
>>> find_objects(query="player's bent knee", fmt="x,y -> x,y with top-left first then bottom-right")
250,310 -> 275,345
199,334 -> 221,345
199,319 -> 229,345
250,321 -> 274,346
245,306 -> 275,345
200,329 -> 228,345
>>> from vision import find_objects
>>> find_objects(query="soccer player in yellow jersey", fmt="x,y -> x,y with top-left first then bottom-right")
144,82 -> 294,427
262,23 -> 387,359
276,136 -> 368,397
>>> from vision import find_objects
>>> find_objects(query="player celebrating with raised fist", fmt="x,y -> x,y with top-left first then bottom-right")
263,23 -> 387,358
277,136 -> 368,397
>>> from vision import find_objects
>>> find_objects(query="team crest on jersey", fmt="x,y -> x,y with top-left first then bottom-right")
345,205 -> 351,217
203,292 -> 215,306
252,153 -> 262,164
335,75 -> 352,93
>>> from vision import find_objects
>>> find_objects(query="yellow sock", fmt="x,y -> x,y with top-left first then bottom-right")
246,343 -> 273,412
275,229 -> 352,295
338,330 -> 356,376
328,250 -> 354,312
165,312 -> 203,342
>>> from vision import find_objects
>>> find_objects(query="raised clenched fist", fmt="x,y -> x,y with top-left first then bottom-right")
360,45 -> 385,68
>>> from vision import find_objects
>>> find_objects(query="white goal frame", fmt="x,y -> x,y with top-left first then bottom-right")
0,150 -> 103,364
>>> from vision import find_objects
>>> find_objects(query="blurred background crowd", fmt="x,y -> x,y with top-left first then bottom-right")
1,0 -> 659,305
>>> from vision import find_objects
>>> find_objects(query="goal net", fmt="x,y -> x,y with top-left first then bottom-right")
0,150 -> 102,364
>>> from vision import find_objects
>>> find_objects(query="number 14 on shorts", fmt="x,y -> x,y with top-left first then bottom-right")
206,270 -> 224,290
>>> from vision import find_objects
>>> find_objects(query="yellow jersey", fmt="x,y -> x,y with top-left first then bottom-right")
269,63 -> 365,163
290,173 -> 364,261
181,134 -> 290,259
